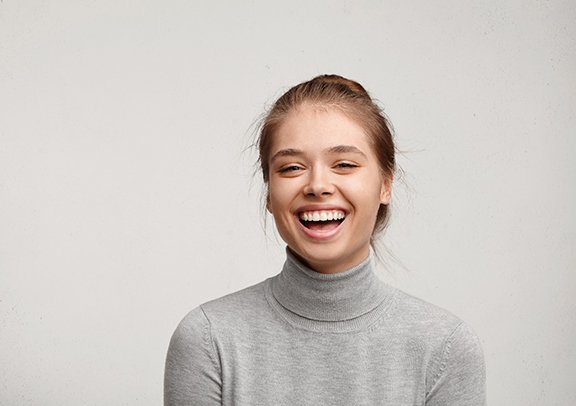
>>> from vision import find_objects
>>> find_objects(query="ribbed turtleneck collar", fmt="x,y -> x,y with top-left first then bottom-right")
270,248 -> 390,323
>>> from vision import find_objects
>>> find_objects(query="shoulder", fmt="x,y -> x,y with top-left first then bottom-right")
384,286 -> 485,373
384,287 -> 485,402
201,278 -> 271,319
174,278 -> 272,338
387,287 -> 471,338
425,319 -> 486,404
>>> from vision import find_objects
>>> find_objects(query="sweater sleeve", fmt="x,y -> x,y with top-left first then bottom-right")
425,322 -> 486,406
164,306 -> 222,406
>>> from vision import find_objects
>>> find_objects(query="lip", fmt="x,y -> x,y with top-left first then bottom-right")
294,204 -> 348,240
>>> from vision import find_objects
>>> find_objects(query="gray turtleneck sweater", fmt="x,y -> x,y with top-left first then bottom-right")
164,251 -> 486,405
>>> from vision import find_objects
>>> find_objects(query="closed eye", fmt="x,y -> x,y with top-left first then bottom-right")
278,165 -> 304,173
334,162 -> 358,169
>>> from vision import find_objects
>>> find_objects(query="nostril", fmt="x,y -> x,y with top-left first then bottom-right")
303,179 -> 335,196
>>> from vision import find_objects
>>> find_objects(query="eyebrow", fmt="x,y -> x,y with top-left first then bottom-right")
270,148 -> 304,163
270,145 -> 367,163
326,145 -> 367,157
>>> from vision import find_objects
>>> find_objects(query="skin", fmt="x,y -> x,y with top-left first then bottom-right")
266,104 -> 391,274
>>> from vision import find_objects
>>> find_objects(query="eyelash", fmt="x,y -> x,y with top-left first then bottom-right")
278,165 -> 303,173
335,162 -> 358,169
278,162 -> 358,173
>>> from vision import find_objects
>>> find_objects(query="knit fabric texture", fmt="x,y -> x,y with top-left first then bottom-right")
164,250 -> 486,405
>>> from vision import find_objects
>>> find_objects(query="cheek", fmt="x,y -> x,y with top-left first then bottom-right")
346,175 -> 380,196
267,181 -> 293,214
344,178 -> 384,214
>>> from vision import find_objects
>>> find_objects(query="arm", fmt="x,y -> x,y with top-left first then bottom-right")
426,322 -> 486,406
164,307 -> 222,406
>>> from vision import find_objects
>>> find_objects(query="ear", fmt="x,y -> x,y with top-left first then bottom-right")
379,175 -> 392,205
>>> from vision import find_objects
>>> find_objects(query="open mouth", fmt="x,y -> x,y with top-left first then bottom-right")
298,210 -> 346,232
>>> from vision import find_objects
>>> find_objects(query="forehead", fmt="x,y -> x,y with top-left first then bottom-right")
271,105 -> 372,153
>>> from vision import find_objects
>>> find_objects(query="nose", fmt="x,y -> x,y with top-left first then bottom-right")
303,167 -> 335,197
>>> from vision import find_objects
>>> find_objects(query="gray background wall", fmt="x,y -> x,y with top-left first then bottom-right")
1,1 -> 574,405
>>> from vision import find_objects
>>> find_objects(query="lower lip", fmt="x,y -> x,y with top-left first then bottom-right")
295,216 -> 345,240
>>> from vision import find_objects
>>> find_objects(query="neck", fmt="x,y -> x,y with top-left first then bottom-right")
286,247 -> 372,274
271,247 -> 389,322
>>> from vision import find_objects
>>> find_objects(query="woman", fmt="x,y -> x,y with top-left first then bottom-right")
164,75 -> 486,405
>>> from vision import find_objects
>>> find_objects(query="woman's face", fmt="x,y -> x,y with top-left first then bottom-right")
267,105 -> 391,274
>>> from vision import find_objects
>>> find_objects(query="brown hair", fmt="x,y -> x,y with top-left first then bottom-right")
257,74 -> 396,237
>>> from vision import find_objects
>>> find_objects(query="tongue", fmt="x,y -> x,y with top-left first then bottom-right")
306,220 -> 341,231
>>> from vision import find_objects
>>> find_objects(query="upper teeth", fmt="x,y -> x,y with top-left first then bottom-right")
299,210 -> 346,222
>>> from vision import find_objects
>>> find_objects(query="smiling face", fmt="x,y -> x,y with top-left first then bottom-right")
266,104 -> 391,274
